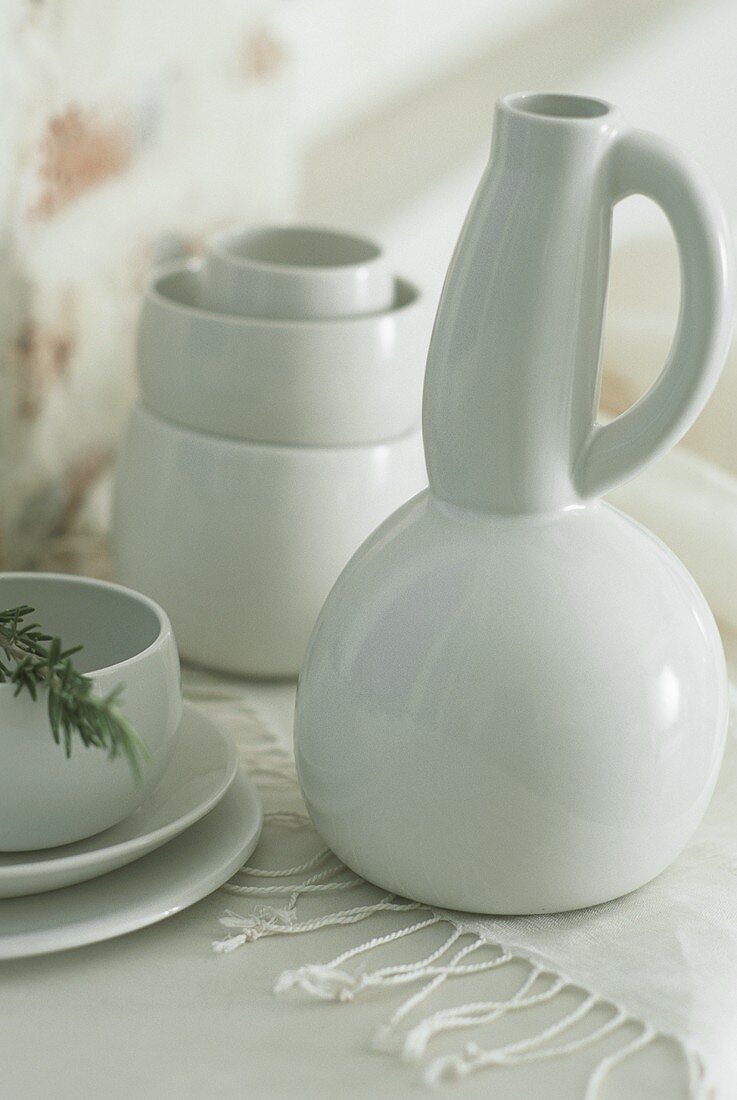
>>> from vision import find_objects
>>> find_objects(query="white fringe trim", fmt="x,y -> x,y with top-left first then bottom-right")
198,679 -> 715,1099
213,834 -> 713,1098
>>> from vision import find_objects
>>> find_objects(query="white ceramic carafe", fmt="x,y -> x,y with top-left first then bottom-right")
294,93 -> 735,914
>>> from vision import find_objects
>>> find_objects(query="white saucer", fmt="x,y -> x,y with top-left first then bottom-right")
0,702 -> 238,899
0,768 -> 262,958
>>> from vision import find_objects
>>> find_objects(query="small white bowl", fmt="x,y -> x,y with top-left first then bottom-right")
0,573 -> 182,851
203,225 -> 394,320
137,262 -> 426,446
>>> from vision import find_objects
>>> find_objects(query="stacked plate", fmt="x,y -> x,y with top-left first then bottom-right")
0,703 -> 262,959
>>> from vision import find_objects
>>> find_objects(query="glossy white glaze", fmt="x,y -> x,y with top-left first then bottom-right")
115,221 -> 428,676
137,264 -> 426,447
0,574 -> 182,851
0,703 -> 236,898
203,225 -> 394,320
296,495 -> 727,911
294,93 -> 735,913
423,93 -> 733,514
113,404 -> 427,677
0,769 -> 262,959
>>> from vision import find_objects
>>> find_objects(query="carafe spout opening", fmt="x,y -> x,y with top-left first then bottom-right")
502,92 -> 615,123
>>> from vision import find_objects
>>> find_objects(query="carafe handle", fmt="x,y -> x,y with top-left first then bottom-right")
574,129 -> 735,498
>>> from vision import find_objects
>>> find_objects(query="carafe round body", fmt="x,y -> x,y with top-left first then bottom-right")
295,491 -> 727,912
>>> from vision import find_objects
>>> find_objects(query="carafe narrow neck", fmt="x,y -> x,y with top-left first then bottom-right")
423,93 -> 622,514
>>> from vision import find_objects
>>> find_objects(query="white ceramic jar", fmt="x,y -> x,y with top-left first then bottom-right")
113,227 -> 427,677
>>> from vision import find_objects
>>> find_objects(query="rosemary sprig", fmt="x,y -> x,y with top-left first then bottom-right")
0,605 -> 147,780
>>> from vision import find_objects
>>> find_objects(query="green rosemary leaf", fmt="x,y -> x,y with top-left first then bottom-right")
0,605 -> 146,779
0,604 -> 34,620
62,713 -> 73,758
48,689 -> 61,745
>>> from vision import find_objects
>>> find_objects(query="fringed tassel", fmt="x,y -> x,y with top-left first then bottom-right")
372,937 -> 511,1054
213,906 -> 299,953
214,895 -> 428,955
222,858 -> 363,906
581,1025 -> 656,1100
276,915 -> 447,1002
400,966 -> 558,1062
239,846 -> 333,879
215,815 -> 365,945
424,996 -> 629,1086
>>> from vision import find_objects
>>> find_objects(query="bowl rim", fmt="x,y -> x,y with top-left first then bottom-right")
142,260 -> 422,331
207,223 -> 385,276
0,572 -> 174,679
129,399 -> 423,453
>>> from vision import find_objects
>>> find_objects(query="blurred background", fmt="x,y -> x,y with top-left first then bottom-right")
1,0 -> 735,572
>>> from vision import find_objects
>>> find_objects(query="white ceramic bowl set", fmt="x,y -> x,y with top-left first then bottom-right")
0,573 -> 262,945
113,227 -> 428,677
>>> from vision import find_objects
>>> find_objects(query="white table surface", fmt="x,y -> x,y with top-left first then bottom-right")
0,675 -> 690,1100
